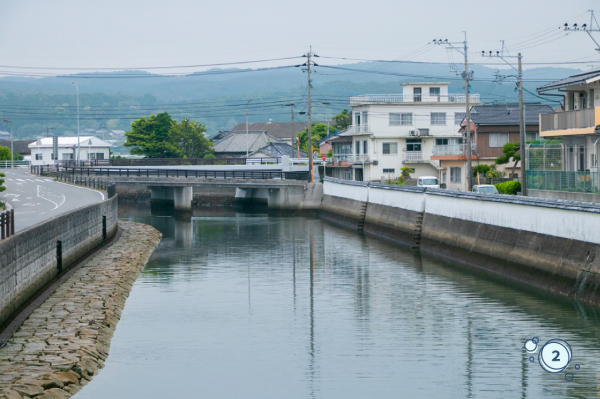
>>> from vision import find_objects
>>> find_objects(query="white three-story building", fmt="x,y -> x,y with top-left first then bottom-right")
346,82 -> 479,183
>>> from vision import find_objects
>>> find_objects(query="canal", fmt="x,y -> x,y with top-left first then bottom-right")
75,205 -> 600,398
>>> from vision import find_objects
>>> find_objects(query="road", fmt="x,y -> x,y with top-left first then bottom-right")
1,167 -> 105,232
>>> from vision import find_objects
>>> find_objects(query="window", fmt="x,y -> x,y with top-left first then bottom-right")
431,112 -> 447,125
383,168 -> 395,173
89,153 -> 96,160
414,87 -> 422,102
429,87 -> 440,97
454,112 -> 466,125
436,138 -> 449,146
450,167 -> 461,183
526,132 -> 539,142
389,113 -> 413,126
382,142 -> 398,155
406,138 -> 422,152
355,141 -> 361,154
62,153 -> 73,160
96,153 -> 105,160
362,111 -> 368,127
363,140 -> 368,154
489,132 -> 510,148
35,153 -> 43,160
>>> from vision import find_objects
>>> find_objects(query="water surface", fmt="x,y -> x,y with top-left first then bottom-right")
76,205 -> 600,398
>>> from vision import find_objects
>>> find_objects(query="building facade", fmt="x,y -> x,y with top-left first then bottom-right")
28,136 -> 112,166
346,82 -> 479,183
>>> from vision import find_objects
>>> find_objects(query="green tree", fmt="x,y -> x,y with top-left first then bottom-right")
0,146 -> 11,161
124,113 -> 178,158
167,119 -> 213,158
495,142 -> 520,178
333,109 -> 351,131
472,164 -> 491,177
297,123 -> 331,154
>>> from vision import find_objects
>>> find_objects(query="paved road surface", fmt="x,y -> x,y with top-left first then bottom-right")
1,167 -> 105,232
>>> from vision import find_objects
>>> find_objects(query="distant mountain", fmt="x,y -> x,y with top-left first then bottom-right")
0,62 -> 578,140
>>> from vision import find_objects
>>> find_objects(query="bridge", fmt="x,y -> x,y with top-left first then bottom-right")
32,163 -> 321,211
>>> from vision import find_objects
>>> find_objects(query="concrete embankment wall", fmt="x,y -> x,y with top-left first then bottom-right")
321,178 -> 600,305
0,196 -> 118,327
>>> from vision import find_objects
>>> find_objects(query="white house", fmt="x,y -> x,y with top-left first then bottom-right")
28,136 -> 113,166
346,82 -> 479,183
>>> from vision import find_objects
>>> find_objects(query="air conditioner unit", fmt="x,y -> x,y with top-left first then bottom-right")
409,130 -> 417,136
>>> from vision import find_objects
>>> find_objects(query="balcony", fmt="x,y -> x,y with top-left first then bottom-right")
432,144 -> 475,156
540,107 -> 600,137
347,125 -> 370,135
403,152 -> 423,162
345,155 -> 373,164
350,93 -> 480,106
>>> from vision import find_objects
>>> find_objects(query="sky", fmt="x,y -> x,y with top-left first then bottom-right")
0,0 -> 599,76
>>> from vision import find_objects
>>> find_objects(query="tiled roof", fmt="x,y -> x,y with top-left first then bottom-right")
0,140 -> 34,154
228,122 -> 307,140
250,142 -> 307,158
213,131 -> 280,154
28,136 -> 113,148
537,69 -> 600,92
470,103 -> 554,126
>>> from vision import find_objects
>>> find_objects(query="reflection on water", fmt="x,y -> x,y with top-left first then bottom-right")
77,205 -> 600,398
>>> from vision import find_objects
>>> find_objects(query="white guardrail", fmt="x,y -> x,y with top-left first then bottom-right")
0,160 -> 30,168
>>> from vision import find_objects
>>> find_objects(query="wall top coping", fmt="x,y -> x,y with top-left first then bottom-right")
324,177 -> 600,214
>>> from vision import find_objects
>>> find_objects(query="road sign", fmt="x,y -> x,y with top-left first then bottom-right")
321,155 -> 326,161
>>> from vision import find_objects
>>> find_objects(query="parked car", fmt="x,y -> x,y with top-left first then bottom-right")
472,185 -> 499,194
417,176 -> 440,189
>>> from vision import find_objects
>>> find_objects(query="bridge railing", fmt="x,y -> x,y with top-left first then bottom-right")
55,172 -> 117,198
0,209 -> 15,239
53,166 -> 309,181
55,157 -> 282,168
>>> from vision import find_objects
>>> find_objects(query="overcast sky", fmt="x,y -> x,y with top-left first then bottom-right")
1,0 -> 599,75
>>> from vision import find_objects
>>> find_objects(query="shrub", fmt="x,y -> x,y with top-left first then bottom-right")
495,181 -> 521,195
203,153 -> 216,159
401,166 -> 414,177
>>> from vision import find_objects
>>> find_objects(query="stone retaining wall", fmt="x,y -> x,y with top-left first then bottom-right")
0,196 -> 118,328
0,221 -> 161,399
321,178 -> 600,305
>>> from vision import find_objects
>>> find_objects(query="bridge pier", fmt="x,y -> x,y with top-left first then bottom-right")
174,186 -> 193,211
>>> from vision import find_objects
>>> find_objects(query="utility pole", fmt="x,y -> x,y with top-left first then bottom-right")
45,126 -> 53,137
3,118 -> 13,169
482,45 -> 527,195
286,103 -> 295,157
563,10 -> 600,53
71,82 -> 80,166
518,53 -> 527,196
433,34 -> 473,190
463,32 -> 472,192
246,99 -> 252,158
306,48 -> 314,183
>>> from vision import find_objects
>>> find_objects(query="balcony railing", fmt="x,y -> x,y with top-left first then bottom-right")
403,152 -> 423,162
347,125 -> 370,134
350,93 -> 480,105
345,155 -> 371,164
540,107 -> 598,133
432,144 -> 475,156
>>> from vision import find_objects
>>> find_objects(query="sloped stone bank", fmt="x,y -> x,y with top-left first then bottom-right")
0,221 -> 161,399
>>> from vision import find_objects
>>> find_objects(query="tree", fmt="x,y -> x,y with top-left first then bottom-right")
297,123 -> 331,154
333,109 -> 351,131
495,142 -> 520,178
124,113 -> 178,158
472,164 -> 491,177
0,146 -> 11,161
167,119 -> 213,158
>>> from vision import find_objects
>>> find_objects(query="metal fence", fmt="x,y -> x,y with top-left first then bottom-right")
45,166 -> 309,181
55,172 -> 117,197
0,160 -> 30,168
55,157 -> 281,168
526,170 -> 600,193
0,209 -> 15,239
527,142 -> 564,171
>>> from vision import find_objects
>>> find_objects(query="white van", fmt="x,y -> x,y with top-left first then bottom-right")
417,176 -> 440,189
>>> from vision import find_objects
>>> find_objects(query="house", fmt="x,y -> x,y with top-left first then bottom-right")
226,122 -> 308,146
327,130 -> 353,180
531,69 -> 600,201
347,82 -> 479,182
434,103 -> 553,190
249,142 -> 306,159
213,131 -> 280,158
28,136 -> 113,166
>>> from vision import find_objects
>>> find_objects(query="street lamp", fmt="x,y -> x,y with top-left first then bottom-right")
71,82 -> 80,166
246,99 -> 252,158
2,117 -> 13,169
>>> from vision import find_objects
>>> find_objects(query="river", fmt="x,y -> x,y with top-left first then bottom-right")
75,205 -> 600,398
